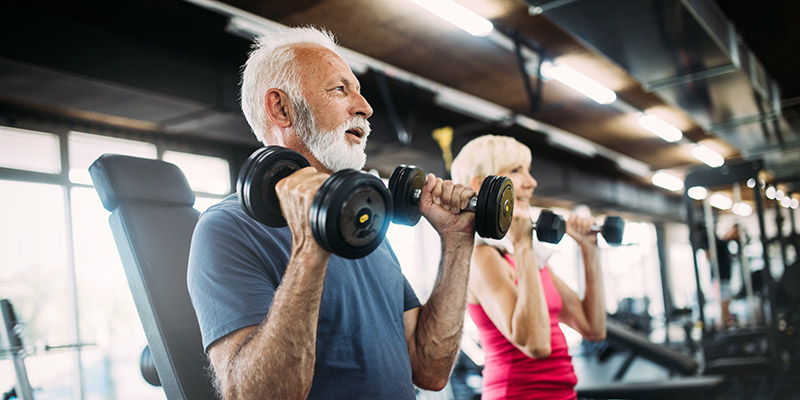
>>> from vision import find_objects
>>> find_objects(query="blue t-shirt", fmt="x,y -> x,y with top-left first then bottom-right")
187,194 -> 421,399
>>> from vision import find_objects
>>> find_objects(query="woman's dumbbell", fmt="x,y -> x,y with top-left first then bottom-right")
388,165 -> 514,239
534,210 -> 624,244
237,146 -> 393,259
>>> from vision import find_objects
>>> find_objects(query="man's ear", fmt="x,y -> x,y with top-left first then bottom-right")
264,88 -> 293,128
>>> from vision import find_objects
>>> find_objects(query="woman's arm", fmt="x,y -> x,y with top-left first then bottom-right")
469,207 -> 552,359
554,215 -> 606,341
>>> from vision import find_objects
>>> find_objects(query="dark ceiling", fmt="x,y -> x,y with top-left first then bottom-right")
1,0 -> 798,221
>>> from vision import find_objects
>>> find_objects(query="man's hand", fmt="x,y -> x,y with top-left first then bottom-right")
417,173 -> 476,239
565,214 -> 599,249
274,167 -> 331,260
404,173 -> 476,390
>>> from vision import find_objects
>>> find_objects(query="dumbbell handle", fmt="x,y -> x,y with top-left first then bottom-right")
412,189 -> 478,212
531,222 -> 604,231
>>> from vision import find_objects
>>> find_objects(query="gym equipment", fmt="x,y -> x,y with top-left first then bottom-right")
388,165 -> 514,239
2,299 -> 33,400
140,345 -> 161,387
535,210 -> 625,244
237,146 -> 393,259
89,154 -> 215,400
575,319 -> 726,399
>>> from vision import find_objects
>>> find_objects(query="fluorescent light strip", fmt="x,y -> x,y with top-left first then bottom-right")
540,62 -> 617,105
408,0 -> 493,37
434,88 -> 511,121
687,186 -> 708,200
651,171 -> 683,191
691,144 -> 724,167
615,157 -> 651,178
709,193 -> 733,210
638,113 -> 683,142
546,130 -> 598,157
732,202 -> 752,216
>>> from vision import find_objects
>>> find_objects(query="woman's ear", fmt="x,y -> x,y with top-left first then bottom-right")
470,176 -> 483,193
264,88 -> 292,128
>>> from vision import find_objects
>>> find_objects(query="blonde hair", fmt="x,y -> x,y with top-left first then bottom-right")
240,26 -> 339,144
450,135 -> 532,186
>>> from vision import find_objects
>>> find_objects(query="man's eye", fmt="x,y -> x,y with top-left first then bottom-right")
335,86 -> 345,92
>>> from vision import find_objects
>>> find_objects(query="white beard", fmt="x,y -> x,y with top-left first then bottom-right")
294,97 -> 370,172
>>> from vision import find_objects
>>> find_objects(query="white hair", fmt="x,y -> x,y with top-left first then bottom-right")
240,26 -> 339,143
451,135 -> 532,186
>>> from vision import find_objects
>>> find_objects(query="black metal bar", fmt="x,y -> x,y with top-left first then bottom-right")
753,184 -> 784,374
684,159 -> 762,188
374,70 -> 410,144
775,198 -> 788,267
790,192 -> 798,236
614,351 -> 637,381
684,194 -> 707,337
511,30 -> 539,114
655,223 -> 675,332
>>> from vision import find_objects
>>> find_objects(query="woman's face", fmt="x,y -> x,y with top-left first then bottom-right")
496,161 -> 537,209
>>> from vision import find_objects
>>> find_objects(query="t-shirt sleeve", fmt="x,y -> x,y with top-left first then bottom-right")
186,208 -> 284,352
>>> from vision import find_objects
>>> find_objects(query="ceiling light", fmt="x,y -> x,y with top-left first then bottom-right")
766,186 -> 776,199
434,88 -> 510,121
409,0 -> 493,37
615,157 -> 651,178
792,198 -> 799,209
687,186 -> 708,200
780,196 -> 792,208
746,178 -> 756,188
546,130 -> 598,158
691,144 -> 724,167
776,189 -> 785,201
709,193 -> 733,210
540,61 -> 617,105
638,113 -> 683,142
651,171 -> 683,191
732,202 -> 752,216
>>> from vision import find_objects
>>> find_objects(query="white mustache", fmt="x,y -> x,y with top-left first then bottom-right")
344,117 -> 371,139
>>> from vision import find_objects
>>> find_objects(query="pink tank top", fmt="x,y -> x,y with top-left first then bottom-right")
468,254 -> 577,399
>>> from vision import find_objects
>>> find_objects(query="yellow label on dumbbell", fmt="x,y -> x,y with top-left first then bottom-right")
359,214 -> 369,224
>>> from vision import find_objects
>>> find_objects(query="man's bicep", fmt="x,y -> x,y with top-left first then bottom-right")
403,306 -> 420,350
188,209 -> 281,351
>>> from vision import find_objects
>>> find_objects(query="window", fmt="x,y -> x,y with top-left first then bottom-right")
0,180 -> 74,396
163,151 -> 231,195
68,132 -> 157,185
0,127 -> 61,174
1,125 -> 235,399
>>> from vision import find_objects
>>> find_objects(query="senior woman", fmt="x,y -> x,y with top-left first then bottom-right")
450,134 -> 607,399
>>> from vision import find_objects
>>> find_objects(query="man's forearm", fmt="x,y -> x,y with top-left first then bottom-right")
410,234 -> 473,389
219,252 -> 329,399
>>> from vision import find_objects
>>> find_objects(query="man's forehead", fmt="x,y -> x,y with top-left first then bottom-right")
294,45 -> 359,87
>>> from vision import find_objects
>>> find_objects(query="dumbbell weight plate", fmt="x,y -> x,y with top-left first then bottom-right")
388,165 -> 426,226
475,175 -> 514,239
601,216 -> 625,245
310,169 -> 393,259
237,146 -> 311,227
535,210 -> 566,244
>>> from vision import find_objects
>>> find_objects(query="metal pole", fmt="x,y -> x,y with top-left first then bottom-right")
732,183 -> 757,325
703,197 -> 723,329
1,300 -> 35,400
